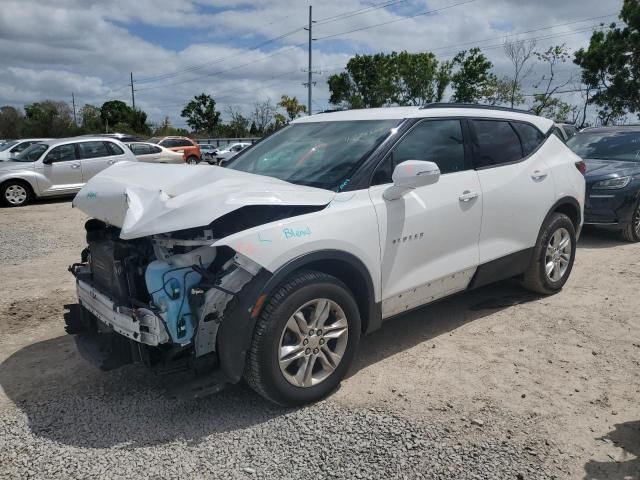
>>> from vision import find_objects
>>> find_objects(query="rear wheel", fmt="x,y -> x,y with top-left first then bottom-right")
620,200 -> 640,242
186,156 -> 199,165
1,180 -> 32,207
244,271 -> 361,406
522,213 -> 576,295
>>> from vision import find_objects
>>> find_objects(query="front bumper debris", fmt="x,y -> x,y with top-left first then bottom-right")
76,278 -> 169,346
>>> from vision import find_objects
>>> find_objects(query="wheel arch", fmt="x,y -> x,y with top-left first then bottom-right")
0,177 -> 37,198
548,196 -> 581,234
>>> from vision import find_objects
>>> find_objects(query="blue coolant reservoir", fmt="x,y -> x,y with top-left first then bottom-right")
145,246 -> 216,344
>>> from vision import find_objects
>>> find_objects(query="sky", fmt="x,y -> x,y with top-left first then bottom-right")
0,0 -> 624,128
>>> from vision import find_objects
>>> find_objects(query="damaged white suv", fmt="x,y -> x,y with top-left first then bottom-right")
67,104 -> 585,405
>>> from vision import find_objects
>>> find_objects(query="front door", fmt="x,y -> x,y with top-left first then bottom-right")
368,119 -> 483,318
37,143 -> 83,194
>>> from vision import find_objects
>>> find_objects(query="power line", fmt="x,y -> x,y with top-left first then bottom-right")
315,0 -> 412,25
314,0 -> 477,41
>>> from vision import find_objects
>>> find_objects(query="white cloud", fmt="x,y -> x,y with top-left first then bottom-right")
0,0 -> 625,126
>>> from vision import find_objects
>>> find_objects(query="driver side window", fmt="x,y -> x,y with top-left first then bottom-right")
372,119 -> 466,185
45,144 -> 77,163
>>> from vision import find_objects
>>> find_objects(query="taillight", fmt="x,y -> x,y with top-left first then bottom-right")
575,160 -> 587,175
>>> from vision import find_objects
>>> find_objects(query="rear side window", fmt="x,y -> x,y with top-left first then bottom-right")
129,143 -> 149,155
177,139 -> 194,147
149,145 -> 162,154
78,141 -> 109,159
471,120 -> 522,168
106,142 -> 125,155
512,122 -> 546,156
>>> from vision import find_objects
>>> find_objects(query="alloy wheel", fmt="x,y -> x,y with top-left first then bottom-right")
545,227 -> 572,282
278,298 -> 349,388
5,184 -> 27,205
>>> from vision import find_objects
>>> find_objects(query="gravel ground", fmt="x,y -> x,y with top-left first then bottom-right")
0,199 -> 638,479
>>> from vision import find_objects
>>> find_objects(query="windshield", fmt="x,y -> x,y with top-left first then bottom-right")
227,120 -> 399,189
567,131 -> 640,162
14,143 -> 48,162
147,137 -> 161,144
0,141 -> 18,152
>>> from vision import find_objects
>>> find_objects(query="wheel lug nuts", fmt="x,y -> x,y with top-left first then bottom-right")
316,329 -> 322,335
303,339 -> 309,345
309,329 -> 314,335
305,348 -> 311,355
319,339 -> 325,345
313,348 -> 319,354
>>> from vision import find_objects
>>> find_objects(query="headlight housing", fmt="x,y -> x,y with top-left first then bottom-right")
592,176 -> 632,190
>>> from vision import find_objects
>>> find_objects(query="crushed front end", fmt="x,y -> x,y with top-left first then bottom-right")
68,219 -> 266,388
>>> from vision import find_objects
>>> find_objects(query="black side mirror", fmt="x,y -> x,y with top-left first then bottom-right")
42,156 -> 53,165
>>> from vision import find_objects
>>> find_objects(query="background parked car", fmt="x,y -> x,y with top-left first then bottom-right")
126,142 -> 184,164
566,126 -> 640,242
0,136 -> 136,207
209,142 -> 251,165
147,136 -> 201,164
0,138 -> 51,161
553,123 -> 579,142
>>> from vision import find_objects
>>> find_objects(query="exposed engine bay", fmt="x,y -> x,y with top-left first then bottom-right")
68,218 -> 263,376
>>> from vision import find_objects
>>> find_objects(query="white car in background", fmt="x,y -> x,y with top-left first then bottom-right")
210,142 -> 252,165
127,142 -> 184,164
0,138 -> 52,161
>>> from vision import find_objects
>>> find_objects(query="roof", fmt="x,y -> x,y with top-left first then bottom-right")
581,125 -> 640,133
40,136 -> 126,147
292,105 -> 554,132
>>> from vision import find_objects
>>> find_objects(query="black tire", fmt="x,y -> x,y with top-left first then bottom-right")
1,180 -> 32,207
244,270 -> 361,406
522,212 -> 576,295
620,199 -> 640,242
186,156 -> 199,165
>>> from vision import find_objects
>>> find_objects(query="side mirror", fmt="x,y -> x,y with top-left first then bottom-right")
42,155 -> 53,165
383,160 -> 440,200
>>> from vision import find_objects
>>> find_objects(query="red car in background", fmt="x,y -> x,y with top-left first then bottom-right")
147,136 -> 202,164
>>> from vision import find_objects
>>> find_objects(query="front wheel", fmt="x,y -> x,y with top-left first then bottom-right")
244,271 -> 361,406
186,156 -> 199,165
1,181 -> 32,207
620,200 -> 640,242
522,213 -> 576,295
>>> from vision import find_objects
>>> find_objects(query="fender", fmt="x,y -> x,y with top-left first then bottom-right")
546,196 -> 582,236
216,249 -> 380,383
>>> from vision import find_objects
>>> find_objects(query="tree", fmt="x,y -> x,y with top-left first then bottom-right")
394,51 -> 451,105
574,0 -> 640,120
130,109 -> 150,135
249,121 -> 258,135
100,100 -> 132,131
530,45 -> 574,117
23,100 -> 74,137
225,105 -> 250,136
278,95 -> 306,121
152,117 -> 189,137
180,93 -> 221,135
79,104 -> 102,133
0,106 -> 23,138
503,39 -> 536,108
451,48 -> 494,103
327,51 -> 452,108
252,99 -> 277,133
482,76 -> 522,106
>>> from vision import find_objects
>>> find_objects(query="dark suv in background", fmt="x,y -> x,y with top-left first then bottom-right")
567,126 -> 640,242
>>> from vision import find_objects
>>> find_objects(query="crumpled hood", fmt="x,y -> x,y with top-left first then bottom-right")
73,162 -> 335,239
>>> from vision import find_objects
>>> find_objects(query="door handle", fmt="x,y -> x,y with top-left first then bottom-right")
531,170 -> 548,180
459,191 -> 479,202
70,164 -> 80,169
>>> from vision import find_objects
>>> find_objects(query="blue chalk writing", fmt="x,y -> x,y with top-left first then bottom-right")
283,226 -> 312,239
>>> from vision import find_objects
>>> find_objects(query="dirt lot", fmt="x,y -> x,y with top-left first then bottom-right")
0,199 -> 638,479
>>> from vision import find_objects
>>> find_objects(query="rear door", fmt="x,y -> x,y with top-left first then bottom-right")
470,119 -> 554,265
368,118 -> 483,318
79,141 -> 126,181
37,143 -> 83,194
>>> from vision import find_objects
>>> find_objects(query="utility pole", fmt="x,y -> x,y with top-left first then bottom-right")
71,92 -> 77,126
130,72 -> 136,111
303,6 -> 315,116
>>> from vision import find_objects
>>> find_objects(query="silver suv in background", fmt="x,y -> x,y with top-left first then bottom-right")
0,136 -> 136,207
0,138 -> 52,161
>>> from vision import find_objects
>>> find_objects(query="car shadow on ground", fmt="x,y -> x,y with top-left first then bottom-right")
583,420 -> 640,480
0,279 -> 540,449
578,227 -> 630,249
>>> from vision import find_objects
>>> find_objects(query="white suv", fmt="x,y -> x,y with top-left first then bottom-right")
67,105 -> 585,405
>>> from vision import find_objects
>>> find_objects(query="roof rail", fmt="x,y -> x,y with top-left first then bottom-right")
420,103 -> 535,116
